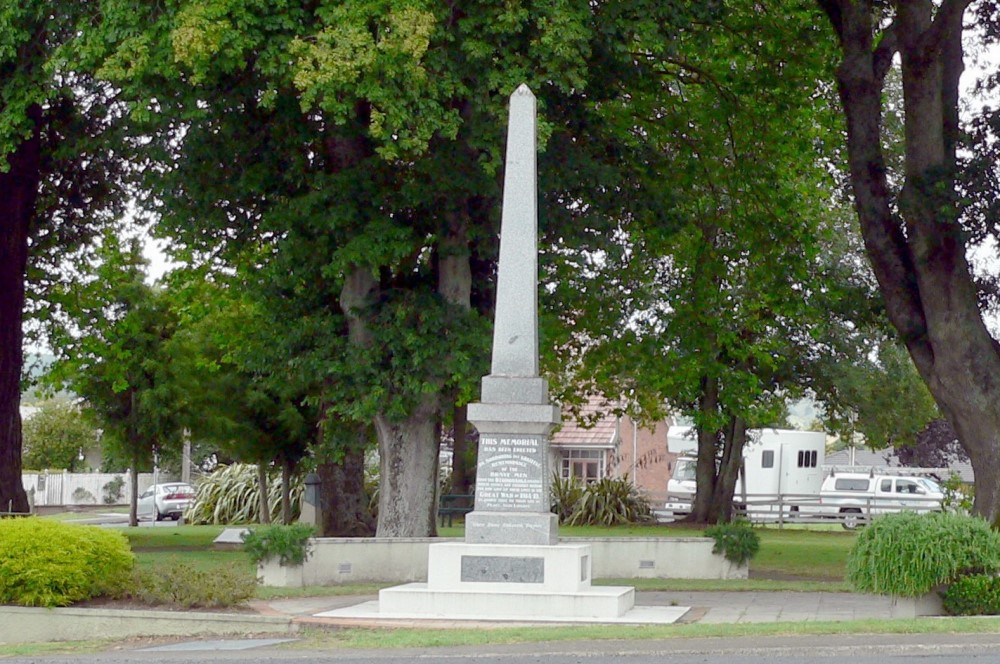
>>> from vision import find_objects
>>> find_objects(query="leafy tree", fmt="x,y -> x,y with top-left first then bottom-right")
166,277 -> 315,525
817,336 -> 939,451
82,0 -> 724,536
897,419 -> 970,470
815,0 -> 1000,522
1,0 -> 125,515
21,400 -> 99,472
545,0 -> 859,523
44,236 -> 183,526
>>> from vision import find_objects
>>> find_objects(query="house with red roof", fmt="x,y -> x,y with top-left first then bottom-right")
549,397 -> 675,505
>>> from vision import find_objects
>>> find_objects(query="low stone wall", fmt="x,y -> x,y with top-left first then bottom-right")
258,536 -> 746,586
0,606 -> 295,645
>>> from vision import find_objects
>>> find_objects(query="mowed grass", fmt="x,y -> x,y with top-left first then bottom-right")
121,524 -> 254,573
113,521 -> 855,594
287,616 -> 1000,651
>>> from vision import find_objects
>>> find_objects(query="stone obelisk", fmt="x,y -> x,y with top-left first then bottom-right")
376,86 -> 634,620
465,84 -> 561,546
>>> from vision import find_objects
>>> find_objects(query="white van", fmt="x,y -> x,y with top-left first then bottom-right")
818,472 -> 945,529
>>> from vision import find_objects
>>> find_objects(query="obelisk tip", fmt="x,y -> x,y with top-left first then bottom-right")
512,83 -> 534,98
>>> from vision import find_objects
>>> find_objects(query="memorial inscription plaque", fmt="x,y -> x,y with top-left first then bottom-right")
474,435 -> 548,512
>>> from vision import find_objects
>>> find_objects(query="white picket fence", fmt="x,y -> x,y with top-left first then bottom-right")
21,472 -> 160,508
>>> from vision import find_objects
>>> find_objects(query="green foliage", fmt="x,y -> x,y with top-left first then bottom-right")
0,518 -> 134,607
561,477 -> 653,527
186,463 -> 302,525
704,520 -> 760,565
550,474 -> 585,524
102,475 -> 126,504
71,487 -> 95,504
21,401 -> 99,472
129,562 -> 258,608
941,473 -> 973,513
42,236 -> 185,495
942,574 -> 1000,616
242,523 -> 315,567
847,512 -> 1000,597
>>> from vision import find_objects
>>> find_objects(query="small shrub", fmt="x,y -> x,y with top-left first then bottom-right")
847,511 -> 1000,597
0,518 -> 134,607
564,476 -> 653,526
704,520 -> 760,565
102,475 -> 126,505
72,487 -> 96,504
941,473 -> 973,513
550,474 -> 585,524
129,563 -> 258,608
942,573 -> 1000,616
242,523 -> 315,567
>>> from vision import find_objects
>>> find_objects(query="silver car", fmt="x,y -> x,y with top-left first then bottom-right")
137,483 -> 196,521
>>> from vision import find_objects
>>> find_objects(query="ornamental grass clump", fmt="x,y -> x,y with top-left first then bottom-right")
186,463 -> 303,525
0,518 -> 134,607
847,511 -> 1000,597
563,476 -> 653,526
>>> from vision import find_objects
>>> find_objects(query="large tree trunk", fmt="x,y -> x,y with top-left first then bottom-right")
687,375 -> 719,524
257,462 -> 271,524
821,0 -> 1000,522
708,416 -> 747,524
0,106 -> 41,517
128,451 -> 139,527
374,401 -> 441,537
316,445 -> 375,537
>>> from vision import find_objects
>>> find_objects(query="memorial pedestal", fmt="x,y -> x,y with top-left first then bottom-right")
378,542 -> 635,620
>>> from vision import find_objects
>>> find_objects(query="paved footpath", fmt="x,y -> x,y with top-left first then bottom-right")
254,590 -> 903,628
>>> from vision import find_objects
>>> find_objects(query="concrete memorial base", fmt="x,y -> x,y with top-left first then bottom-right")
378,541 -> 635,620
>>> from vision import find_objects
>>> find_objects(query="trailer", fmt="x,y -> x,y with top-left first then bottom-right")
664,426 -> 827,519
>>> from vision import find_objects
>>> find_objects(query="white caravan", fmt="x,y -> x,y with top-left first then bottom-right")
664,426 -> 827,519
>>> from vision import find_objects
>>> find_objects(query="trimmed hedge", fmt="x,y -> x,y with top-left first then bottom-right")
847,511 -> 1000,597
942,573 -> 1000,616
0,518 -> 134,607
129,563 -> 258,608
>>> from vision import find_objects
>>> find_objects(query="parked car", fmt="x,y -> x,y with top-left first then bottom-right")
817,472 -> 945,529
137,482 -> 196,521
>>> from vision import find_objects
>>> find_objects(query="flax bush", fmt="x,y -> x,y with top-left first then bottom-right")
847,511 -> 1000,597
0,518 -> 134,607
186,463 -> 303,525
562,476 -> 653,526
550,474 -> 585,523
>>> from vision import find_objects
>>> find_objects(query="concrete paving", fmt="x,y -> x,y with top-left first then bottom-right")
254,589 -> 905,628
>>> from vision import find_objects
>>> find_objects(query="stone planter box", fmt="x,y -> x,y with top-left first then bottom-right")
888,590 -> 944,618
257,558 -> 305,588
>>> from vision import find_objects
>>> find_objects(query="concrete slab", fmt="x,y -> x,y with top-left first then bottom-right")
314,600 -> 690,625
139,638 -> 297,652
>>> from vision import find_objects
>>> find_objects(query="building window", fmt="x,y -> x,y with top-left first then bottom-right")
761,450 -> 774,469
560,449 -> 605,483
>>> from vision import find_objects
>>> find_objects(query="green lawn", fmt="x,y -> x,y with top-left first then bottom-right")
114,521 -> 853,596
446,521 -> 855,582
